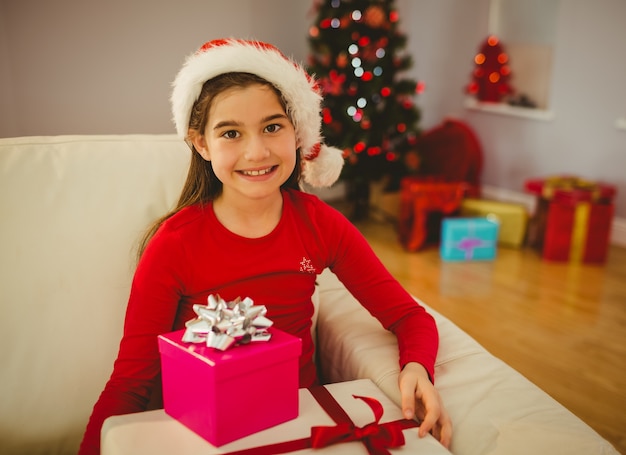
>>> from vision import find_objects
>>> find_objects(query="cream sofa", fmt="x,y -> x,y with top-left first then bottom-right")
0,135 -> 618,455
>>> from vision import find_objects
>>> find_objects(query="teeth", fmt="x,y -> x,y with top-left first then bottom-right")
242,167 -> 273,176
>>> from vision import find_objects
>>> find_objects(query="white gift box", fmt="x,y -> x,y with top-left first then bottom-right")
101,379 -> 452,455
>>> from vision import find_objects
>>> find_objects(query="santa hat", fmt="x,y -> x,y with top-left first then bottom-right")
171,38 -> 344,188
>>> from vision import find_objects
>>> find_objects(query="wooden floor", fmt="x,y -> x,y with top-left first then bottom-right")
352,215 -> 626,453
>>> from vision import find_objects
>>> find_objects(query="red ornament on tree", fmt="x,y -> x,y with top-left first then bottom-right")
363,5 -> 386,28
467,35 -> 514,102
320,70 -> 346,95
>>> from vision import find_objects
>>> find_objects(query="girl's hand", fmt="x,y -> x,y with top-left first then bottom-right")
398,362 -> 452,449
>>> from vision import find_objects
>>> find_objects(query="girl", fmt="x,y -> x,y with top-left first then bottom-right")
79,39 -> 451,454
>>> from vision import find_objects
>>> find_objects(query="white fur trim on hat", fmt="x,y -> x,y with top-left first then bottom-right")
171,38 -> 344,188
302,144 -> 345,188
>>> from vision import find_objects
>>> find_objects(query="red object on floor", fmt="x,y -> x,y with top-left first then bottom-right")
525,176 -> 616,263
416,119 -> 483,198
399,178 -> 468,251
398,119 -> 482,250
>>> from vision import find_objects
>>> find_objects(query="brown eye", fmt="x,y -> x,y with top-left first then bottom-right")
222,130 -> 239,139
264,124 -> 281,133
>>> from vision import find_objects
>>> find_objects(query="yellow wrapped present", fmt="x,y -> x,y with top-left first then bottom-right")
460,198 -> 528,248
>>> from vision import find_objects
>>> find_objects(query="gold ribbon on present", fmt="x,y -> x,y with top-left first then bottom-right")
570,202 -> 591,262
542,176 -> 602,202
182,295 -> 273,350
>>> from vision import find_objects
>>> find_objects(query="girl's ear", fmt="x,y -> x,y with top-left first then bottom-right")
188,129 -> 211,161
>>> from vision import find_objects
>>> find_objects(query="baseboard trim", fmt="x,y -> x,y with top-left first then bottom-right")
482,185 -> 626,248
611,217 -> 626,247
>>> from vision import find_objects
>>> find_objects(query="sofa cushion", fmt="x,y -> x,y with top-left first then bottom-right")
0,135 -> 189,454
0,134 -> 618,455
0,134 -> 326,455
315,269 -> 619,455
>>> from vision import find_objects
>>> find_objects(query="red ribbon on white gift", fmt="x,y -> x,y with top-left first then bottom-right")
310,393 -> 411,454
221,386 -> 420,455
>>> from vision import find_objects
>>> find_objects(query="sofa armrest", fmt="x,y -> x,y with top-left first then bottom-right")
0,135 -> 190,455
315,270 -> 619,455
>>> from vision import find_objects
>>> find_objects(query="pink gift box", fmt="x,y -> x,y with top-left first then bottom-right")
157,327 -> 302,446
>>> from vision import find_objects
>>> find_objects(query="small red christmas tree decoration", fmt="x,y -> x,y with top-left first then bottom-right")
467,35 -> 514,102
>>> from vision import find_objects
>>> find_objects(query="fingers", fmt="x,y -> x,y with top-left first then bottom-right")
420,395 -> 452,449
399,374 -> 418,420
417,393 -> 441,438
438,409 -> 453,449
398,362 -> 428,420
398,362 -> 453,448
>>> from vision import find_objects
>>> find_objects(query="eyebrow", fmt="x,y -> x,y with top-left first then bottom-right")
212,113 -> 289,130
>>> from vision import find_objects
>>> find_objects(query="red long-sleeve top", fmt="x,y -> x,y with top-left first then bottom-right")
79,188 -> 438,454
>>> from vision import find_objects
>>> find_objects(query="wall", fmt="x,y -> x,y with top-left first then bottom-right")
1,0 -> 625,225
0,0 -> 311,137
401,0 -> 626,228
0,0 -> 16,135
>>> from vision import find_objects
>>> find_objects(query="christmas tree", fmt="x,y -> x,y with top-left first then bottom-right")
308,0 -> 422,219
466,35 -> 513,102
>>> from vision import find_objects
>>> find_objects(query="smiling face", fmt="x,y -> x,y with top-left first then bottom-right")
190,83 -> 298,206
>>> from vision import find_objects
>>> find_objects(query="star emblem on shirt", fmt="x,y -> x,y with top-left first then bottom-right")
299,257 -> 316,274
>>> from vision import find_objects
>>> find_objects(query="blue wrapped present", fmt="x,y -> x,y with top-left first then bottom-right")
440,217 -> 499,261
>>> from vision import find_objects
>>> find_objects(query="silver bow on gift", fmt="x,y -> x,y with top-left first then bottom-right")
182,295 -> 273,350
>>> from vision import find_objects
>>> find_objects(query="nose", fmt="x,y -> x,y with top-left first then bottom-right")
244,134 -> 270,162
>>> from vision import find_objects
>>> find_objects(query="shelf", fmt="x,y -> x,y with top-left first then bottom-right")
464,98 -> 554,122
465,99 -> 625,130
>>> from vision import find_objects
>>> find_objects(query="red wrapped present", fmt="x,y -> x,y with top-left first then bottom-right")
524,176 -> 616,263
398,177 -> 468,251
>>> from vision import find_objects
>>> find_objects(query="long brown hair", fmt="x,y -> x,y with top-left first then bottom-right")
137,72 -> 302,260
